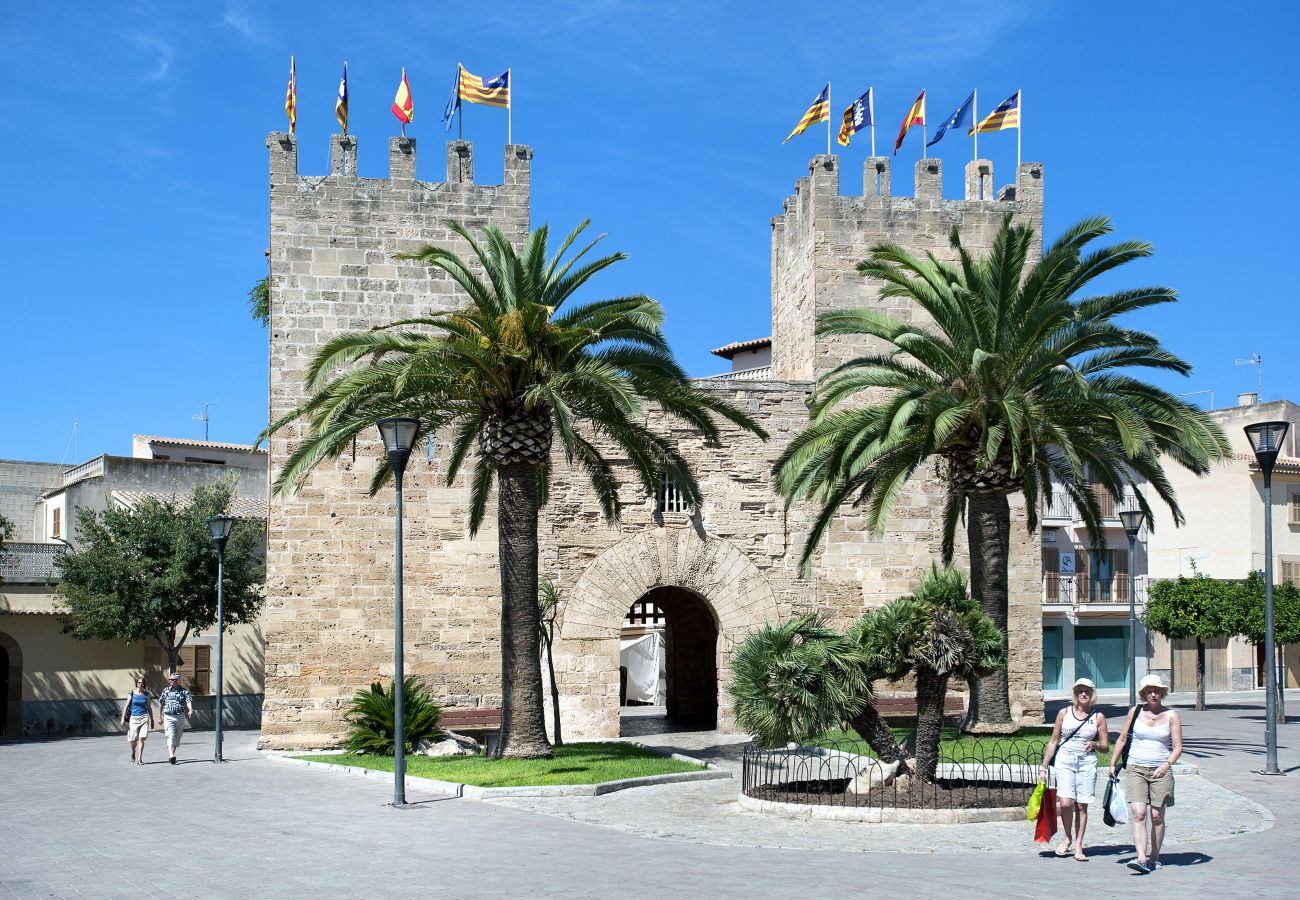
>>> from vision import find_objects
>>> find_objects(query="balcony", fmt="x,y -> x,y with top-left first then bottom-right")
708,366 -> 772,381
0,542 -> 65,584
1043,573 -> 1148,607
1040,486 -> 1139,526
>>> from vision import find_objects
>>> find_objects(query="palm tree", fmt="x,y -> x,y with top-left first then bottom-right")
774,215 -> 1229,729
853,566 -> 1003,780
538,578 -> 564,746
268,220 -> 766,758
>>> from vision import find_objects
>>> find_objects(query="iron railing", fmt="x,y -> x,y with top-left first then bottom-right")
708,366 -> 772,381
0,542 -> 64,583
741,737 -> 1047,809
1043,574 -> 1148,606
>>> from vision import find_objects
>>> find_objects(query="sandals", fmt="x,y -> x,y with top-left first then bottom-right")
1053,843 -> 1072,858
1126,860 -> 1151,874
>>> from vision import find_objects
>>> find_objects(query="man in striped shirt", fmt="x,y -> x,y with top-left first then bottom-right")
158,673 -> 194,765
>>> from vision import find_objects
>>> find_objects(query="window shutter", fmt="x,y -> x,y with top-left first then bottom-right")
52,507 -> 61,539
1042,548 -> 1060,573
1290,493 -> 1300,526
1115,549 -> 1129,574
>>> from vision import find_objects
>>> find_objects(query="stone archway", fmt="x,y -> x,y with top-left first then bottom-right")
557,528 -> 780,739
0,631 -> 21,738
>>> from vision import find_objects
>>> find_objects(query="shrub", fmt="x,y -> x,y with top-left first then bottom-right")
342,677 -> 443,755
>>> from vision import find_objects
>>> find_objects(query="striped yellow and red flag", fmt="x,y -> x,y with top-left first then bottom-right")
284,56 -> 297,134
392,68 -> 414,125
457,64 -> 510,108
893,89 -> 925,155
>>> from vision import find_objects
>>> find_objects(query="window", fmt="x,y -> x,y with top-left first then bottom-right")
624,600 -> 666,626
1282,558 -> 1300,589
51,507 -> 61,539
655,472 -> 690,514
177,645 -> 211,695
1290,492 -> 1300,526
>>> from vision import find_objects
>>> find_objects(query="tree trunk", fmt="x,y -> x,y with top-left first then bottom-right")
544,625 -> 563,746
848,704 -> 912,776
1276,643 -> 1286,724
914,667 -> 949,782
965,492 -> 1014,730
1195,637 -> 1206,711
495,463 -> 553,759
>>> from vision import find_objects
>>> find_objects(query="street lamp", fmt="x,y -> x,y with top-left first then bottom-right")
1244,419 -> 1290,777
377,416 -> 420,807
206,514 -> 235,763
1119,507 -> 1146,708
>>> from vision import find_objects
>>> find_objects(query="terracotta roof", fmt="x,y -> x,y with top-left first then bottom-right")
710,337 -> 772,359
135,435 -> 267,453
1233,452 -> 1300,470
110,490 -> 267,519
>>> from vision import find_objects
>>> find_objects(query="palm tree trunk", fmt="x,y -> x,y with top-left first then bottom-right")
544,625 -> 563,746
914,666 -> 949,782
1195,637 -> 1206,711
495,463 -> 553,759
848,704 -> 911,775
965,492 -> 1013,730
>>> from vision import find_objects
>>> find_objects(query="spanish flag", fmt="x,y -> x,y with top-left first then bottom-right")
335,62 -> 349,135
284,56 -> 297,134
458,64 -> 510,108
783,84 -> 830,143
893,90 -> 925,155
969,90 -> 1019,133
392,68 -> 414,126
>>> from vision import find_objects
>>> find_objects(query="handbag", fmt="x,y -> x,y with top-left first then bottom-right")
1033,785 -> 1059,843
1047,710 -> 1096,768
1026,781 -> 1045,820
1103,775 -> 1129,826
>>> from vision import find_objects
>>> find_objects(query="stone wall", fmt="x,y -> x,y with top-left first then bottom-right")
0,460 -> 64,540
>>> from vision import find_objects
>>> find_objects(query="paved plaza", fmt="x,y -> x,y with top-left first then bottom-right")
2,693 -> 1297,898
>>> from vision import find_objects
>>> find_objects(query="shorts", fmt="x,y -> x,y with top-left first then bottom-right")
1052,752 -> 1098,804
1122,764 -> 1175,808
164,714 -> 187,748
127,715 -> 150,741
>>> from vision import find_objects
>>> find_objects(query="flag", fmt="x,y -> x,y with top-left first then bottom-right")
284,56 -> 297,134
927,91 -> 973,147
893,90 -> 925,155
442,66 -> 461,131
458,64 -> 510,108
837,88 -> 872,147
335,63 -> 349,134
783,84 -> 830,143
970,89 -> 1019,133
392,68 -> 413,125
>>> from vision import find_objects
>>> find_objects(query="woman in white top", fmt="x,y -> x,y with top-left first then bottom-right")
1040,677 -> 1109,860
1109,673 -> 1183,874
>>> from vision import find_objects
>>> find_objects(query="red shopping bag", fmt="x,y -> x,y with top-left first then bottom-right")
1033,786 -> 1058,843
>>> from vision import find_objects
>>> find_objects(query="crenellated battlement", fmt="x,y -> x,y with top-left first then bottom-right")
770,153 -> 1044,380
266,131 -> 533,189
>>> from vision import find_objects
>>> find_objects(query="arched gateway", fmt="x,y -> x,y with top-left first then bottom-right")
556,528 -> 780,739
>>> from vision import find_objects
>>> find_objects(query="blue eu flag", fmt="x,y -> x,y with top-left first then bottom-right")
927,91 -> 974,147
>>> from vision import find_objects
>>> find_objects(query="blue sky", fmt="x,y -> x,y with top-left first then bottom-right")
2,1 -> 1297,463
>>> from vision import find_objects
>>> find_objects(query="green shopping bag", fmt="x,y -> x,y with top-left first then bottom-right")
1026,780 -> 1045,821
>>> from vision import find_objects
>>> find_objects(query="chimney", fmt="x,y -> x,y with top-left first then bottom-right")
1237,392 -> 1258,406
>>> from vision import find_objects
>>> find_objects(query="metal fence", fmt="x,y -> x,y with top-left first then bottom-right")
741,736 -> 1047,810
0,542 -> 64,583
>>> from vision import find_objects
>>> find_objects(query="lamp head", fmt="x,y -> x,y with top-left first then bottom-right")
207,515 -> 235,551
1245,421 -> 1290,477
377,417 -> 421,478
1118,508 -> 1145,539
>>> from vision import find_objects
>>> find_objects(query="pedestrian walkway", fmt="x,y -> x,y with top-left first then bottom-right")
0,697 -> 1296,898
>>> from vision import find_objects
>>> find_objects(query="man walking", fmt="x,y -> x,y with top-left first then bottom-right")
158,672 -> 194,765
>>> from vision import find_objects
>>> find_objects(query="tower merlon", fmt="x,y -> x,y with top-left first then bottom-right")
330,134 -> 357,177
267,132 -> 298,182
864,157 -> 891,198
389,136 -> 416,181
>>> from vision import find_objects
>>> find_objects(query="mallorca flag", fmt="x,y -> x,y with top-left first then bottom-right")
970,90 -> 1019,133
392,68 -> 414,125
837,88 -> 872,147
927,91 -> 973,147
284,56 -> 297,134
335,63 -> 349,134
458,64 -> 510,108
783,84 -> 830,143
893,89 -> 925,155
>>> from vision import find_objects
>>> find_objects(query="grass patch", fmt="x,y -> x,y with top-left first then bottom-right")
294,742 -> 705,787
811,726 -> 1112,764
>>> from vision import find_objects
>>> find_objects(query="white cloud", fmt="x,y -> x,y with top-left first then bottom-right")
218,2 -> 267,44
123,31 -> 175,82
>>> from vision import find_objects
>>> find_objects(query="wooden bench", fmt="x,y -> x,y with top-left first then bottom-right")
438,708 -> 502,736
874,696 -> 965,724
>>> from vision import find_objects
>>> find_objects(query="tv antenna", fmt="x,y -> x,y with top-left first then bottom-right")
194,402 -> 213,441
1235,354 -> 1262,399
60,420 -> 80,465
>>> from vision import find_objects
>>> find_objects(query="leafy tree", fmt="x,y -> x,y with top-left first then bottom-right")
249,276 -> 270,327
343,677 -> 444,755
538,578 -> 564,746
267,221 -> 766,758
1142,570 -> 1239,710
54,480 -> 265,673
1230,570 -> 1300,722
853,566 -> 1004,780
773,215 -> 1229,729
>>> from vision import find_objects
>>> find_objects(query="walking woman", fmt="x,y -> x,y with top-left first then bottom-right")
118,675 -> 155,765
1110,673 -> 1183,874
1040,677 -> 1109,860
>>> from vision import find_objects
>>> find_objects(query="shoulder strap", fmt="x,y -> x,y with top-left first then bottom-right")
1059,709 -> 1095,748
1118,704 -> 1140,769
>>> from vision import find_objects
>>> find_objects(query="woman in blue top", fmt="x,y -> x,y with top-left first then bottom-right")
118,676 -> 155,765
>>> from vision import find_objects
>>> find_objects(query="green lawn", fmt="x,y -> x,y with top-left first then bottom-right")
294,742 -> 705,787
812,726 -> 1113,765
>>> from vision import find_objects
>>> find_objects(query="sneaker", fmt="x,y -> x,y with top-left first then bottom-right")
1126,860 -> 1151,874
170,757 -> 177,765
1151,861 -> 1162,871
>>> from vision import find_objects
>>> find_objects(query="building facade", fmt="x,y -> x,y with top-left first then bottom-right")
260,133 -> 1048,748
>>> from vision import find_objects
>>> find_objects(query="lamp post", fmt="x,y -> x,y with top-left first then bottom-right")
1245,420 -> 1290,776
1119,508 -> 1145,708
206,514 -> 235,763
377,417 -> 420,806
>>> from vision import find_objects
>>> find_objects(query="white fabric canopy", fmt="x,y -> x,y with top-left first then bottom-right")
620,633 -> 663,704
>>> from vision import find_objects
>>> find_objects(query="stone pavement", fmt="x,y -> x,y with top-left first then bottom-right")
1,695 -> 1297,899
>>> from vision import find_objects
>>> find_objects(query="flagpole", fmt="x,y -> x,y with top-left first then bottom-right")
507,67 -> 512,144
973,89 -> 978,162
458,63 -> 464,142
827,82 -> 831,155
869,88 -> 876,157
1017,90 -> 1022,168
922,89 -> 927,159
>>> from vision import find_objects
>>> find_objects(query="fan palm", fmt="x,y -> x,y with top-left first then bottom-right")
268,220 -> 765,758
774,215 -> 1228,728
